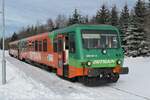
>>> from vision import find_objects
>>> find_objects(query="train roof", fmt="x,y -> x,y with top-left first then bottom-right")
52,24 -> 118,34
10,24 -> 118,44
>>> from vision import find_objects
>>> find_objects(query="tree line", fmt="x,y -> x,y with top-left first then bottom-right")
1,0 -> 150,57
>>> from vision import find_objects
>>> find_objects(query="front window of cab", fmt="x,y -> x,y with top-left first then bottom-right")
82,30 -> 119,49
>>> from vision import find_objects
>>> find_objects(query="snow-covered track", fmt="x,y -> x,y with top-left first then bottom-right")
109,87 -> 150,100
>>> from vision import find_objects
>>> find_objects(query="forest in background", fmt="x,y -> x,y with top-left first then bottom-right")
0,0 -> 150,57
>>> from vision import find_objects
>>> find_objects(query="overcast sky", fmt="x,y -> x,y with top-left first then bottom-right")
0,0 -> 143,37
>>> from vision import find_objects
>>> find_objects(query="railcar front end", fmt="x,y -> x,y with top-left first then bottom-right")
53,25 -> 129,83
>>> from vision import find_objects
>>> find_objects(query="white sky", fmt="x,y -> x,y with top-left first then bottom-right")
0,0 -> 144,37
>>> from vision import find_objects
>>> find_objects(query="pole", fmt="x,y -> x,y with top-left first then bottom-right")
1,0 -> 6,85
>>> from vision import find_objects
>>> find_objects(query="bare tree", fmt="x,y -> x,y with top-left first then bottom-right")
46,18 -> 54,31
55,14 -> 68,29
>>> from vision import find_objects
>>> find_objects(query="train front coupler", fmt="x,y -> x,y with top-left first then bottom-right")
112,65 -> 129,74
120,67 -> 129,74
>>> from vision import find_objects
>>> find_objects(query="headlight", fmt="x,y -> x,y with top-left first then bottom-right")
102,49 -> 107,54
117,60 -> 121,65
87,61 -> 92,67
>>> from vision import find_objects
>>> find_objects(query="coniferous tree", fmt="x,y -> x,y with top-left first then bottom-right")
134,0 -> 146,30
11,32 -> 18,41
68,9 -> 81,25
72,9 -> 80,23
119,4 -> 130,50
80,15 -> 89,24
119,4 -> 130,34
72,9 -> 81,23
110,5 -> 119,26
68,16 -> 73,26
145,0 -> 150,52
124,11 -> 138,56
134,0 -> 149,56
125,0 -> 149,57
96,4 -> 110,24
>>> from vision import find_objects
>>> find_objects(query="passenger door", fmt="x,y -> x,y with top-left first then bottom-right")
56,34 -> 69,77
57,35 -> 64,68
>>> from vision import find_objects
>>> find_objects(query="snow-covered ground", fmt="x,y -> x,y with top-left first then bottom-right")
0,51 -> 61,100
112,57 -> 150,100
0,50 -> 150,100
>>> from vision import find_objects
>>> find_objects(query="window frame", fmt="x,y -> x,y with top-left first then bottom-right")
39,41 -> 42,52
81,30 -> 120,49
43,39 -> 47,52
53,39 -> 58,52
32,41 -> 35,51
69,33 -> 76,53
35,40 -> 38,51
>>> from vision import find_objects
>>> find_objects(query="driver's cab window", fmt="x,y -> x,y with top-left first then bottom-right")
69,33 -> 76,53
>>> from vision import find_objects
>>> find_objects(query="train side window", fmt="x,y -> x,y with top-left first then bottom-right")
32,41 -> 34,51
58,39 -> 63,52
28,41 -> 32,51
25,41 -> 27,51
39,41 -> 42,51
53,40 -> 57,52
35,40 -> 38,51
69,34 -> 75,53
43,39 -> 47,52
65,36 -> 69,49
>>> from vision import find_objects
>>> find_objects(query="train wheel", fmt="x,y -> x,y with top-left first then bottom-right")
78,76 -> 88,84
109,73 -> 119,83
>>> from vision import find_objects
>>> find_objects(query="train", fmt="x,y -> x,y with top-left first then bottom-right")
9,24 -> 129,84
